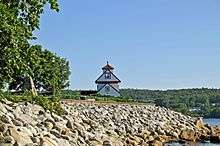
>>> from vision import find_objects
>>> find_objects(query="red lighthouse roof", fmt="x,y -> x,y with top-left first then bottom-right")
102,61 -> 114,70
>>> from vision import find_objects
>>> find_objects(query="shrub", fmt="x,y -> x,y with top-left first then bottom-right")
0,92 -> 63,115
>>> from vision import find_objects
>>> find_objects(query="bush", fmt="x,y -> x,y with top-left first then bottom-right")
0,92 -> 63,115
58,90 -> 80,99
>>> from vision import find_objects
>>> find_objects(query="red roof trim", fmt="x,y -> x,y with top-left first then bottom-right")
102,62 -> 114,70
102,65 -> 114,70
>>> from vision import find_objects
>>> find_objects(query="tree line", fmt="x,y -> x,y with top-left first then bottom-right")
120,88 -> 220,118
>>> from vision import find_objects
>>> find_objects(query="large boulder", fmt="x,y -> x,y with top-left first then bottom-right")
30,104 -> 45,115
57,139 -> 71,146
0,115 -> 12,125
12,119 -> 23,126
195,118 -> 204,129
0,144 -> 13,146
0,122 -> 8,134
0,132 -> 3,143
102,140 -> 112,146
66,117 -> 74,129
149,140 -> 163,146
40,137 -> 58,146
16,114 -> 35,125
0,103 -> 7,115
2,136 -> 15,144
88,140 -> 102,146
9,128 -> 33,145
45,122 -> 53,131
180,129 -> 198,141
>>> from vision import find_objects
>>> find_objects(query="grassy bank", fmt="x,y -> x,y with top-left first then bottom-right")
0,91 -> 63,115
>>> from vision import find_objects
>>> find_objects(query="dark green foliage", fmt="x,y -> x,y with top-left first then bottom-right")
58,90 -> 81,99
0,0 -> 58,84
5,45 -> 71,94
0,0 -> 70,94
0,0 -> 59,31
0,2 -> 30,86
121,88 -> 220,118
32,96 -> 63,115
209,108 -> 220,118
25,45 -> 70,93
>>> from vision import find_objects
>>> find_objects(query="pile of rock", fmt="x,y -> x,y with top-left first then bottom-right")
0,99 -> 219,146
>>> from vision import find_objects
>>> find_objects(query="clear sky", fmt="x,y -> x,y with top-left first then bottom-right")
34,0 -> 220,90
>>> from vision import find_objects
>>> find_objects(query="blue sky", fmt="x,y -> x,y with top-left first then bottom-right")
34,0 -> 220,90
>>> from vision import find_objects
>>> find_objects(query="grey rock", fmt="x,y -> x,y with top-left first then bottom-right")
50,129 -> 61,138
45,122 -> 53,131
0,132 -> 3,142
9,128 -> 33,145
66,118 -> 74,129
0,103 -> 7,114
1,99 -> 13,105
30,104 -> 45,115
103,140 -> 112,146
57,139 -> 71,146
12,119 -> 23,126
51,113 -> 63,122
40,137 -> 58,146
16,114 -> 35,125
0,122 -> 8,134
31,137 -> 40,143
0,115 -> 12,125
3,136 -> 15,144
0,144 -> 13,146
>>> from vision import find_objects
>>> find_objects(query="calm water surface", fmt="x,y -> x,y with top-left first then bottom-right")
165,118 -> 220,146
204,119 -> 220,126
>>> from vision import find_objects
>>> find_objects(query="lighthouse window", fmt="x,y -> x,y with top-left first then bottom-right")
105,73 -> 111,79
105,86 -> 110,92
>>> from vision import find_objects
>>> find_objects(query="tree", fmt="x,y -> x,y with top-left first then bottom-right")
0,0 -> 69,95
33,46 -> 70,94
0,2 -> 30,88
0,0 -> 59,31
8,45 -> 71,95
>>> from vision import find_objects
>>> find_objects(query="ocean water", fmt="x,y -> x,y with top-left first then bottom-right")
165,119 -> 220,146
204,119 -> 220,126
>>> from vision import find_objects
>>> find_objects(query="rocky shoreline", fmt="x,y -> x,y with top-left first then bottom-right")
0,99 -> 220,146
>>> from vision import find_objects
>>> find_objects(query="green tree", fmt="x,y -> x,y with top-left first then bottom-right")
0,0 -> 64,95
8,45 -> 70,95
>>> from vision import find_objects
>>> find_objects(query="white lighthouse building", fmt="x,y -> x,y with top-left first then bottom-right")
95,62 -> 121,97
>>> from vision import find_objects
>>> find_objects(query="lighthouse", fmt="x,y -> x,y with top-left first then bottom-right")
95,62 -> 121,97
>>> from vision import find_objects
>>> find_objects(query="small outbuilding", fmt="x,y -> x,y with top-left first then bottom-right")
95,62 -> 121,97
